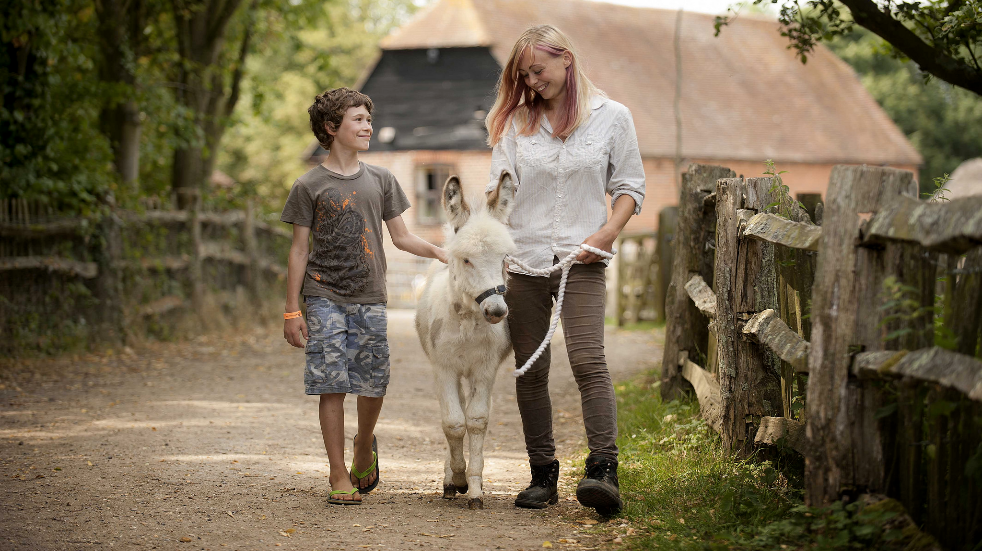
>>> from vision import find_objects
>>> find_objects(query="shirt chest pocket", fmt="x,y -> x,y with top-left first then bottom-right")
516,136 -> 555,168
569,133 -> 608,173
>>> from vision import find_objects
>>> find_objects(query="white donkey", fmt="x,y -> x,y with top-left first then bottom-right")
415,172 -> 516,509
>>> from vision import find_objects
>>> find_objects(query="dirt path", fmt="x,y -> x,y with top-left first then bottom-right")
1,310 -> 661,550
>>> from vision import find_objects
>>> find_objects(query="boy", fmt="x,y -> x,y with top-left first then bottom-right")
281,87 -> 447,504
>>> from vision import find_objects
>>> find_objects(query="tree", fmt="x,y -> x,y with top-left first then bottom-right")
826,26 -> 982,191
216,0 -> 420,213
1,0 -> 116,213
716,1 -> 982,97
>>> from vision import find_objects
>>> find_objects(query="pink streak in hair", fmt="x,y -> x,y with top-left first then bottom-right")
532,44 -> 577,137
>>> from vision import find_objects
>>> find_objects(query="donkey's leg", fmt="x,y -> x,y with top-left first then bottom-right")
463,365 -> 497,509
436,368 -> 467,499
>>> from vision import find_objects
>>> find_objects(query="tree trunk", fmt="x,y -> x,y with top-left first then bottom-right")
96,0 -> 146,190
168,0 -> 252,209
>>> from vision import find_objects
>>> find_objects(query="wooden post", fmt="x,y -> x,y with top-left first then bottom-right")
189,191 -> 204,315
804,165 -> 930,506
243,198 -> 261,303
656,207 -> 678,324
715,177 -> 783,453
796,193 -> 822,224
94,210 -> 126,343
950,247 -> 982,355
661,165 -> 734,400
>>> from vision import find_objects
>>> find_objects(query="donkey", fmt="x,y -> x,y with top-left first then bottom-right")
414,172 -> 516,509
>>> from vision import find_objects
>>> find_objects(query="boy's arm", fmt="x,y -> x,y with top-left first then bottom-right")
385,215 -> 448,264
284,224 -> 311,348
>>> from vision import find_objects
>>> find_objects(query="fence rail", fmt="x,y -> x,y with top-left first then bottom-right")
0,198 -> 290,354
661,163 -> 982,549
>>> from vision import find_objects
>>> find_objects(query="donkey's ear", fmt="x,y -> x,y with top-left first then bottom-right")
442,175 -> 470,232
487,171 -> 516,223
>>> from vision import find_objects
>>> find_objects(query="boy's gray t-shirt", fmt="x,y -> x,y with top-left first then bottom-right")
280,162 -> 410,304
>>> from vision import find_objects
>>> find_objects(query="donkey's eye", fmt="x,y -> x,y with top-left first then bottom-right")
463,259 -> 471,265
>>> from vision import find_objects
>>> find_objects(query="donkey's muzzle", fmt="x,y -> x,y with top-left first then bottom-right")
476,285 -> 508,324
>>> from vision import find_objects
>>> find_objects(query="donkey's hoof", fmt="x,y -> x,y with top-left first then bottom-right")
443,485 -> 457,499
467,498 -> 484,510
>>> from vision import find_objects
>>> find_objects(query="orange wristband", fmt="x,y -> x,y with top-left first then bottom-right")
283,311 -> 302,320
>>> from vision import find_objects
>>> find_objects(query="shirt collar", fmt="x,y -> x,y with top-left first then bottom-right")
590,96 -> 607,110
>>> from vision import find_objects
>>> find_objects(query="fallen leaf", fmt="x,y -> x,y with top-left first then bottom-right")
558,539 -> 578,544
34,474 -> 45,479
613,537 -> 623,544
226,511 -> 234,518
86,461 -> 93,466
579,519 -> 598,525
542,542 -> 553,548
278,530 -> 291,538
678,518 -> 685,525
179,537 -> 192,543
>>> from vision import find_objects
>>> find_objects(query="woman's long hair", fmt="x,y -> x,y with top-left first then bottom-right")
485,24 -> 602,146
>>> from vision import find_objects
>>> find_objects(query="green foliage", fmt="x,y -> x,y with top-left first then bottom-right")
763,159 -> 806,219
877,275 -> 933,345
1,0 -> 116,214
922,172 -> 952,202
827,27 -> 982,195
614,374 -> 944,550
614,375 -> 803,549
218,0 -> 421,215
715,1 -> 982,95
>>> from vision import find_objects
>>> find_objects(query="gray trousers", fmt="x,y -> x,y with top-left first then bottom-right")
505,261 -> 619,466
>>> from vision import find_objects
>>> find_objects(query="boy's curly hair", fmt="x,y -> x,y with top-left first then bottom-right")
308,87 -> 375,150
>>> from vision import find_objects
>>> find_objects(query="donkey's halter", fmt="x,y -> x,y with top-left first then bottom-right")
504,244 -> 616,377
475,285 -> 507,305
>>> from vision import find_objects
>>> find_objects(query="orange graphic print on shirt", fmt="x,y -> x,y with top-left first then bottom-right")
308,187 -> 372,296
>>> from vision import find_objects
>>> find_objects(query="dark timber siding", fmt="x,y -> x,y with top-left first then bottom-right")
359,47 -> 502,151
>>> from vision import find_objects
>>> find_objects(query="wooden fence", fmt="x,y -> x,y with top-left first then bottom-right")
660,164 -> 982,549
0,197 -> 290,355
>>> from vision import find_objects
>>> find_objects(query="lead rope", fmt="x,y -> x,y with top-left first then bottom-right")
505,244 -> 616,377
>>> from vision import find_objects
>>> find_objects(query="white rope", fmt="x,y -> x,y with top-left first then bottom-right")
506,244 -> 616,377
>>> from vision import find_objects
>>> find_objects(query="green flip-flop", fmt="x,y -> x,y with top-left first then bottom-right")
351,435 -> 380,494
327,487 -> 361,505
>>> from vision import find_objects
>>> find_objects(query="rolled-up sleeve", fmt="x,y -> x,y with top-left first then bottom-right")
487,123 -> 518,194
605,109 -> 645,215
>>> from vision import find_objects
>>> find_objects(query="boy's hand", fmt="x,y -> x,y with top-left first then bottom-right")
284,317 -> 308,348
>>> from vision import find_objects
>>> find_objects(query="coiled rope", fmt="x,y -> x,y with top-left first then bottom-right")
505,244 -> 616,377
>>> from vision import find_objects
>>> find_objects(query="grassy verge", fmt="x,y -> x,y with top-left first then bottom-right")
613,372 -> 941,550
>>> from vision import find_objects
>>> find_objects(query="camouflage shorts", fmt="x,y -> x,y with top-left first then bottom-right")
303,296 -> 390,397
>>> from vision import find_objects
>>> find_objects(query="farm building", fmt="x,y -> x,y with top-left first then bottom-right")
305,0 -> 922,307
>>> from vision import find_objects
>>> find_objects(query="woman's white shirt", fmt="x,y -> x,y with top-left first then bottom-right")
486,96 -> 646,273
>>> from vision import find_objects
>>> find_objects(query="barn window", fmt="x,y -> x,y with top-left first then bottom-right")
416,164 -> 453,224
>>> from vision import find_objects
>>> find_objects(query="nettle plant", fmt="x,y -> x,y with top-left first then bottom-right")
763,159 -> 806,219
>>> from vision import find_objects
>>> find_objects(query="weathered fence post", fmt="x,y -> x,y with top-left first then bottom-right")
804,165 -> 932,506
94,208 -> 126,343
661,165 -> 735,400
243,198 -> 261,303
950,247 -> 982,355
189,191 -> 204,315
714,177 -> 784,452
655,206 -> 678,324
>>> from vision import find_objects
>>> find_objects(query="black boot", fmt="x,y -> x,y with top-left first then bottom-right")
514,459 -> 559,509
576,455 -> 623,516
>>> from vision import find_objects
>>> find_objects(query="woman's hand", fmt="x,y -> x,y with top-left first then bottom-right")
284,317 -> 309,348
577,227 -> 617,264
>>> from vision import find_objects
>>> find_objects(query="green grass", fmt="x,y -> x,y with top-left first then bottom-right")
613,372 -> 941,550
614,374 -> 802,549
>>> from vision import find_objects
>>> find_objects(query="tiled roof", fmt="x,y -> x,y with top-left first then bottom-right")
379,0 -> 922,165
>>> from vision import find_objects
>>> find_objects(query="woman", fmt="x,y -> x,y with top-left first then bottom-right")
485,24 -> 645,515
